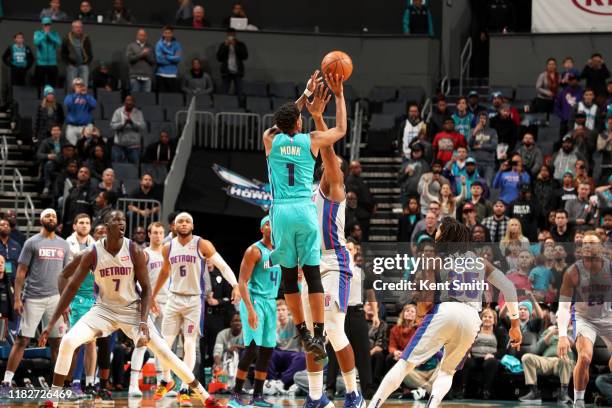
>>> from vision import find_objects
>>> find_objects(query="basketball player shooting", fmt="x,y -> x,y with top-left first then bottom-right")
39,211 -> 219,408
263,71 -> 347,362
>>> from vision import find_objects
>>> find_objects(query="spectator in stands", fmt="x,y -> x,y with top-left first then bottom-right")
143,130 -> 175,167
423,179 -> 464,219
550,209 -> 574,242
597,116 -> 612,183
131,226 -> 147,249
33,17 -> 61,88
345,192 -> 360,235
470,111 -> 498,184
60,166 -> 95,231
554,170 -> 578,210
37,125 -> 66,196
432,118 -> 466,165
458,308 -> 507,400
155,26 -> 182,93
457,180 -> 491,223
552,135 -> 584,181
417,161 -> 449,216
126,29 -> 155,93
554,73 -> 583,136
178,5 -> 210,28
397,197 -> 422,242
213,313 -> 244,370
365,301 -> 387,385
482,200 -> 509,242
398,142 -> 429,206
445,147 -> 470,191
500,218 -> 530,254
467,90 -> 486,117
508,184 -> 540,242
91,61 -> 118,91
487,91 -> 504,118
223,3 -> 247,27
490,103 -> 518,153
2,32 -> 34,86
267,300 -> 305,390
571,125 -> 598,168
401,104 -> 425,162
528,254 -> 555,302
64,77 -> 97,146
533,165 -> 559,223
565,181 -> 594,226
106,0 -> 132,24
427,96 -> 450,140
95,168 -> 126,199
581,53 -> 610,97
596,372 -> 612,407
452,96 -> 474,143
0,255 -> 14,323
535,57 -> 560,113
518,321 -> 574,404
571,88 -> 599,132
182,57 -> 214,96
77,1 -> 96,22
127,173 -> 161,219
515,132 -> 543,178
348,224 -> 363,244
85,145 -> 111,181
175,0 -> 193,23
560,57 -> 581,87
77,124 -> 108,160
92,191 -> 114,225
53,158 -> 77,206
346,160 -> 376,239
61,20 -> 93,88
387,304 -> 416,371
217,28 -> 248,96
412,211 -> 437,243
40,0 -> 68,21
110,95 -> 145,164
493,153 -> 531,204
34,86 -> 64,143
402,0 -> 433,36
3,210 -> 25,247
0,219 -> 21,279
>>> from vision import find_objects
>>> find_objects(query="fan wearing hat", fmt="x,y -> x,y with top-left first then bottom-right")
554,72 -> 584,136
552,134 -> 585,182
34,17 -> 62,88
457,179 -> 492,223
467,90 -> 487,118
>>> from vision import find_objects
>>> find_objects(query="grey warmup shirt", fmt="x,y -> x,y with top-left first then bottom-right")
18,233 -> 69,299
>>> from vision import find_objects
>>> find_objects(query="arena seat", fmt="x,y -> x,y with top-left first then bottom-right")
124,178 -> 141,194
159,92 -> 186,107
515,86 -> 537,102
194,94 -> 213,109
367,86 -> 398,103
141,105 -> 166,122
397,86 -> 424,103
246,96 -> 272,115
382,101 -> 407,119
95,120 -> 111,137
369,113 -> 396,131
166,106 -> 187,124
113,162 -> 139,180
132,91 -> 157,107
243,81 -> 268,97
149,121 -> 175,139
12,86 -> 38,102
490,86 -> 515,100
271,98 -> 292,111
213,94 -> 240,110
96,90 -> 122,108
141,163 -> 168,185
269,82 -> 297,99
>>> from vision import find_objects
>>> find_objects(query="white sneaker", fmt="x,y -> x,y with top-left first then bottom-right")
272,380 -> 285,395
286,384 -> 299,396
128,386 -> 142,398
411,388 -> 427,400
263,380 -> 277,396
165,390 -> 178,398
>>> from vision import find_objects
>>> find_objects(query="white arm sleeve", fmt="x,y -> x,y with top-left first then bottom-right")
557,296 -> 572,337
488,268 -> 519,320
210,252 -> 238,286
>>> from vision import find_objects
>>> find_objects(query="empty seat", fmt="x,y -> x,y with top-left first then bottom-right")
242,81 -> 268,97
246,96 -> 271,115
143,132 -> 159,148
269,82 -> 297,99
397,87 -> 424,103
95,120 -> 111,137
112,162 -> 139,180
12,86 -> 38,102
131,92 -> 156,106
515,86 -> 536,102
158,92 -> 185,107
141,105 -> 165,121
213,94 -> 240,110
141,163 -> 169,185
166,106 -> 187,123
367,86 -> 397,103
92,105 -> 103,121
96,90 -> 122,108
323,98 -> 353,117
123,178 -> 140,195
369,113 -> 396,131
194,94 -> 213,109
382,101 -> 407,118
271,98 -> 292,110
53,89 -> 66,102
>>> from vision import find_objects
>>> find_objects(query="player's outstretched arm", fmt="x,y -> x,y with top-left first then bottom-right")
200,239 -> 240,303
132,242 -> 151,346
39,249 -> 94,347
310,73 -> 347,148
239,245 -> 261,330
557,266 -> 578,359
262,126 -> 281,156
58,253 -> 84,294
295,69 -> 322,112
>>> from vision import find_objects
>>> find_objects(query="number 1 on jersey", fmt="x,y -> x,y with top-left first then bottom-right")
286,163 -> 295,186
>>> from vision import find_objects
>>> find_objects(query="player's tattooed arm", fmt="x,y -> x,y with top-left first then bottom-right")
239,245 -> 261,330
151,243 -> 171,312
200,239 -> 241,303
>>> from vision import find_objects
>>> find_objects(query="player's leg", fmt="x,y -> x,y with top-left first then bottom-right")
250,299 -> 280,407
96,336 -> 112,391
129,345 -> 147,397
43,295 -> 68,371
176,296 -> 201,404
84,341 -> 97,389
159,297 -> 182,397
573,334 -> 595,405
230,301 -> 262,405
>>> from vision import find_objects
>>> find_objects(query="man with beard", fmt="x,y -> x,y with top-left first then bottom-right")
401,104 -> 426,162
427,96 -> 450,140
398,143 -> 429,206
552,135 -> 585,182
515,133 -> 544,178
0,219 -> 21,281
61,166 -> 95,233
1,209 -> 69,389
3,210 -> 25,247
507,184 -> 540,242
470,111 -> 498,184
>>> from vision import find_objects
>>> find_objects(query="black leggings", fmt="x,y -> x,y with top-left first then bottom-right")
460,356 -> 499,394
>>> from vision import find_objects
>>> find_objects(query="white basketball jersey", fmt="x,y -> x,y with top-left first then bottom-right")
439,251 -> 486,311
145,247 -> 168,304
92,238 -> 140,308
168,235 -> 205,296
315,188 -> 347,251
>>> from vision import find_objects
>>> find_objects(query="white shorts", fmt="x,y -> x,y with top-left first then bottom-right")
152,301 -> 166,332
302,275 -> 349,330
78,302 -> 153,340
401,302 -> 481,373
18,295 -> 67,338
162,294 -> 202,338
574,315 -> 612,351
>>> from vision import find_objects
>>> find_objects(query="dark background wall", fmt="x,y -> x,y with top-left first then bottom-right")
489,33 -> 612,86
0,19 -> 440,95
4,0 -> 443,35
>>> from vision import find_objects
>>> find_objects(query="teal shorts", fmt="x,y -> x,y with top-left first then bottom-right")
239,297 -> 277,348
269,200 -> 321,268
69,295 -> 96,327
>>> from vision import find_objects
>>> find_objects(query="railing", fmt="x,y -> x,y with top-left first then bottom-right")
421,97 -> 432,122
12,168 -> 23,215
215,112 -> 261,151
116,198 -> 162,239
0,136 -> 7,192
440,76 -> 451,96
349,101 -> 364,162
23,194 -> 35,239
164,97 -> 196,226
459,37 -> 473,96
192,111 -> 216,148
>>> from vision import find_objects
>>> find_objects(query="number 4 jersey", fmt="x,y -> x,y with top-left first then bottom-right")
168,235 -> 206,296
248,241 -> 281,299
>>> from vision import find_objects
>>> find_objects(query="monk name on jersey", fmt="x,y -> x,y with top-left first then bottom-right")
280,145 -> 301,156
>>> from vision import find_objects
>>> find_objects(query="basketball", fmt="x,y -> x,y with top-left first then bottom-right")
321,51 -> 353,81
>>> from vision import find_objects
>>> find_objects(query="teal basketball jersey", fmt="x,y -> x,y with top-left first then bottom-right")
267,132 -> 316,202
249,241 -> 282,299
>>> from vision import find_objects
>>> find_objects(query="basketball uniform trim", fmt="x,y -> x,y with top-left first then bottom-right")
401,303 -> 440,361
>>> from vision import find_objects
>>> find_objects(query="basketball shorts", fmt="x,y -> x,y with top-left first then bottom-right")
574,315 -> 612,351
401,302 -> 481,373
301,270 -> 358,327
162,293 -> 203,338
18,294 -> 66,338
69,295 -> 96,327
239,296 -> 277,348
269,200 -> 321,268
77,302 -> 153,340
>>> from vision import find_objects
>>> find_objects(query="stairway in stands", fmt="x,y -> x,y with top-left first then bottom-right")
0,111 -> 41,236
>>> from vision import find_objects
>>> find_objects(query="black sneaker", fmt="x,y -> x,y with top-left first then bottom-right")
518,389 -> 541,403
94,388 -> 115,406
557,390 -> 572,405
305,335 -> 327,363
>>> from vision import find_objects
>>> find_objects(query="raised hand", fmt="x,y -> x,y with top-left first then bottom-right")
306,70 -> 323,94
325,73 -> 343,97
306,83 -> 331,118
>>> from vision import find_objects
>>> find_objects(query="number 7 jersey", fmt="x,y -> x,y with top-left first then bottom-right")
168,235 -> 206,296
92,238 -> 140,308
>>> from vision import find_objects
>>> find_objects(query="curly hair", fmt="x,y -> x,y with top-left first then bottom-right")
273,102 -> 300,134
436,216 -> 470,243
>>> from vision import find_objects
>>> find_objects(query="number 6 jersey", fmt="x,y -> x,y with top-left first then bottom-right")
92,238 -> 140,308
168,235 -> 206,296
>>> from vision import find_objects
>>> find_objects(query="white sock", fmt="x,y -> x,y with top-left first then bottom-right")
3,371 -> 14,383
86,376 -> 94,387
156,370 -> 163,383
72,379 -> 80,385
131,347 -> 147,371
129,371 -> 140,389
192,382 -> 210,400
368,360 -> 411,408
427,371 -> 454,408
574,389 -> 585,401
307,370 -> 324,400
163,369 -> 172,383
342,369 -> 357,394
